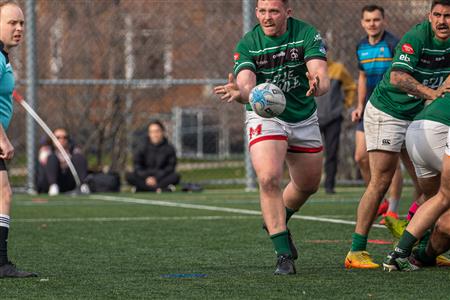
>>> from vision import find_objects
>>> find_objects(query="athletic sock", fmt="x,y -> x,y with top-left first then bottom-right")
407,202 -> 419,221
351,233 -> 367,252
387,198 -> 400,214
0,214 -> 10,266
417,229 -> 431,251
416,247 -> 437,265
285,207 -> 297,224
395,230 -> 417,258
270,230 -> 292,256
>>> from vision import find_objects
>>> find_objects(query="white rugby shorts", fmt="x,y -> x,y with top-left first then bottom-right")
245,110 -> 323,153
364,101 -> 411,152
406,120 -> 448,178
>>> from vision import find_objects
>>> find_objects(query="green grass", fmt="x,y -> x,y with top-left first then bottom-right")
2,186 -> 450,299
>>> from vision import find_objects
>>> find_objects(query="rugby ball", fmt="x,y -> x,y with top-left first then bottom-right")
249,83 -> 286,118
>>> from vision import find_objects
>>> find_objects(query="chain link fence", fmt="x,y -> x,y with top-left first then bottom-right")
9,0 -> 430,190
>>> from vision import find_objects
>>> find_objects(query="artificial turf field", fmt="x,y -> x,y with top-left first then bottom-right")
2,186 -> 450,299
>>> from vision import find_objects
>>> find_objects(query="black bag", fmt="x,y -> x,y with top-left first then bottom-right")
86,172 -> 121,193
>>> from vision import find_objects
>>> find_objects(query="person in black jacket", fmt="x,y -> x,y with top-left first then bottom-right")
126,120 -> 180,192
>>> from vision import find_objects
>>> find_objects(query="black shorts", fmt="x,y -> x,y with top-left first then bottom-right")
0,159 -> 6,171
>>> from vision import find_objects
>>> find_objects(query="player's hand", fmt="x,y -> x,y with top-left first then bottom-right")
213,73 -> 242,103
306,72 -> 320,97
145,176 -> 157,187
351,106 -> 363,123
436,81 -> 450,98
0,137 -> 14,160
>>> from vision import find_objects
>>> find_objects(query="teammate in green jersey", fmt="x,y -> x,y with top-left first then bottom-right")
345,0 -> 450,269
383,91 -> 450,271
214,0 -> 329,275
0,0 -> 36,278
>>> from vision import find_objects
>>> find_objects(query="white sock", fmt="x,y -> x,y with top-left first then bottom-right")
0,214 -> 10,228
387,198 -> 400,214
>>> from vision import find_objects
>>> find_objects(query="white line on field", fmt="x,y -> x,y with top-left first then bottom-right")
13,215 -> 260,223
90,195 -> 385,229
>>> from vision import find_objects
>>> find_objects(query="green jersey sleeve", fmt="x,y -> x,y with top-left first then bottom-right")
390,27 -> 423,74
233,39 -> 256,76
303,26 -> 327,62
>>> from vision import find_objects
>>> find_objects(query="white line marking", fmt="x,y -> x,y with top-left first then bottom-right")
14,215 -> 260,223
90,195 -> 385,229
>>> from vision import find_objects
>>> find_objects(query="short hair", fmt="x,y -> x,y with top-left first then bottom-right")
148,120 -> 165,132
432,0 -> 450,10
361,4 -> 385,19
257,0 -> 289,7
0,0 -> 19,9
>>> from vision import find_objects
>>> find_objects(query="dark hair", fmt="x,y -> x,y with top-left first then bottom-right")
361,4 -> 385,18
148,120 -> 165,132
432,0 -> 450,10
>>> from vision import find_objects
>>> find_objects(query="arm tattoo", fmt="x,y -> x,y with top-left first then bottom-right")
392,71 -> 429,99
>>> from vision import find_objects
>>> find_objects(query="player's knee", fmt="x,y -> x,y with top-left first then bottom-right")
435,216 -> 450,237
354,152 -> 367,166
258,175 -> 281,193
438,188 -> 450,209
0,186 -> 12,206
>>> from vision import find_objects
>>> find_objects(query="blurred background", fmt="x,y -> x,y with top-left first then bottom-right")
10,0 -> 430,191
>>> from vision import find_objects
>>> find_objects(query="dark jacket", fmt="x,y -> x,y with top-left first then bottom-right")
132,137 -> 177,180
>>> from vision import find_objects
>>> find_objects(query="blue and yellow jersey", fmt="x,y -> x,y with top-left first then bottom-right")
356,31 -> 399,101
0,42 -> 14,130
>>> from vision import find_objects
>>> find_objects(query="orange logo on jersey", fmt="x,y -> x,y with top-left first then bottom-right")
234,53 -> 240,61
401,44 -> 414,54
249,124 -> 262,139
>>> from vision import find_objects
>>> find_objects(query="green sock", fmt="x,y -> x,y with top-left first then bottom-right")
351,233 -> 367,251
416,247 -> 436,265
270,230 -> 292,256
285,207 -> 297,224
417,230 -> 431,251
396,230 -> 418,258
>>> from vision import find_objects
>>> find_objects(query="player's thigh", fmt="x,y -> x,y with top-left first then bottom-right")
418,176 -> 440,200
250,140 -> 287,182
285,151 -> 322,190
368,150 -> 399,182
440,154 -> 450,201
0,169 -> 12,208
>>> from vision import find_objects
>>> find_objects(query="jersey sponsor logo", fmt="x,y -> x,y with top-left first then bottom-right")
401,44 -> 414,54
399,54 -> 411,62
256,59 -> 268,66
234,53 -> 240,61
249,124 -> 262,140
272,51 -> 285,59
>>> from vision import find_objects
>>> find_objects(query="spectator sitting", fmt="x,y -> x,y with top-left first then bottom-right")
126,120 -> 180,192
36,128 -> 90,196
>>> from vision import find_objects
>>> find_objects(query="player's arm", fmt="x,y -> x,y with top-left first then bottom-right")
0,124 -> 14,160
390,70 -> 446,101
352,71 -> 367,122
305,59 -> 329,97
213,70 -> 256,104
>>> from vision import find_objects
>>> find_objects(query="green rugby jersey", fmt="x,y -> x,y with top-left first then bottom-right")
414,93 -> 450,126
369,21 -> 450,121
233,17 -> 327,123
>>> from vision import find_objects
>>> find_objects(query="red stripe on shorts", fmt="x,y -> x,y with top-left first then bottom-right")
288,145 -> 323,153
249,135 -> 287,148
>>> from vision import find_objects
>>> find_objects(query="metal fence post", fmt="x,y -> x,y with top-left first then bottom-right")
243,0 -> 257,191
25,0 -> 37,194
